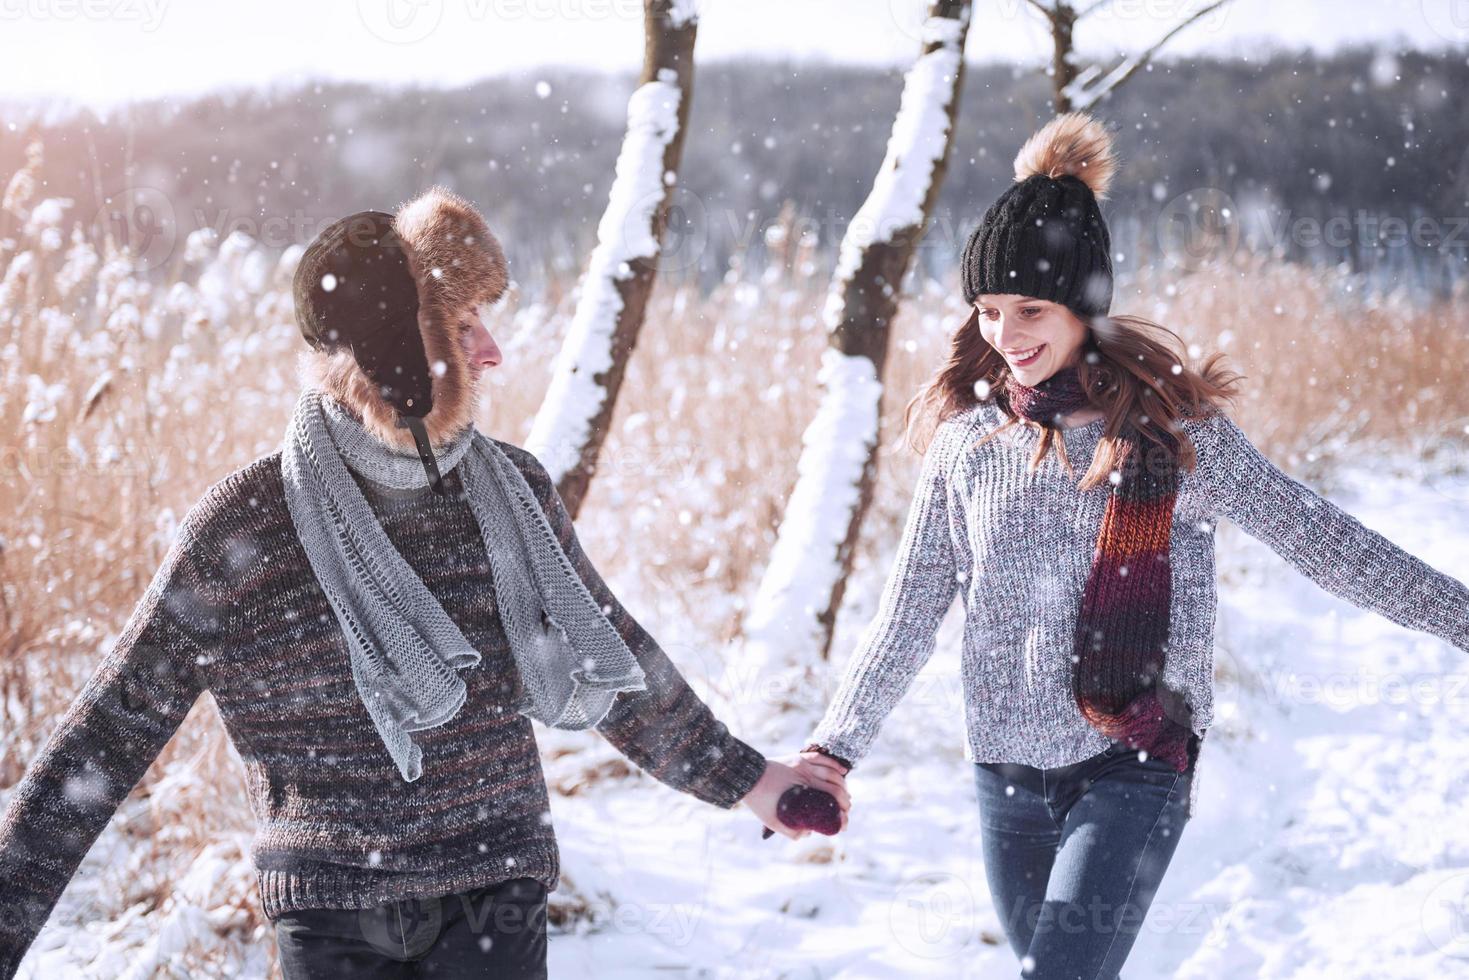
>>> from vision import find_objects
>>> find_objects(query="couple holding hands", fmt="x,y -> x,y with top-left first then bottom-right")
6,113 -> 1469,979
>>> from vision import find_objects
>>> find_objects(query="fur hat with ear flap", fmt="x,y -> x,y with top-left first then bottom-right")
960,111 -> 1118,324
293,185 -> 508,479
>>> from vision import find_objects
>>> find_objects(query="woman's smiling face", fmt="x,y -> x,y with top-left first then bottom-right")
974,294 -> 1089,384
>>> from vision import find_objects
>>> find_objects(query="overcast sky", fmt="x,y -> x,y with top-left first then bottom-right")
2,0 -> 1462,111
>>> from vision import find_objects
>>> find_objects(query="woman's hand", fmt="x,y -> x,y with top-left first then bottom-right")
790,750 -> 851,817
742,754 -> 851,839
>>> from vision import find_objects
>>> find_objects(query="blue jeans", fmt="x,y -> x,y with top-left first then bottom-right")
973,735 -> 1199,980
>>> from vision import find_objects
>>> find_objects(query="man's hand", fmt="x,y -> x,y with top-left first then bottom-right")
742,754 -> 851,839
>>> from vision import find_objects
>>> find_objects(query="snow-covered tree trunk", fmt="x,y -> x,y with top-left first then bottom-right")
741,1 -> 972,667
525,0 -> 698,517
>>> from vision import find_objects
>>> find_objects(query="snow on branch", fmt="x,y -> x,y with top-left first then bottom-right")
743,7 -> 968,665
742,349 -> 884,654
526,68 -> 684,483
825,16 -> 965,323
668,0 -> 700,28
1060,0 -> 1231,110
1064,55 -> 1140,111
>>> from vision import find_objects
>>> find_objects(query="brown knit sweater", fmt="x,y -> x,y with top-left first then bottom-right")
0,438 -> 768,975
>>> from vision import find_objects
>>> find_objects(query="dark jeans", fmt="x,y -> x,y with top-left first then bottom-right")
274,876 -> 548,979
973,736 -> 1199,980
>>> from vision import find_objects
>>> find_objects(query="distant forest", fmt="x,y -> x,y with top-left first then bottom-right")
3,44 -> 1466,299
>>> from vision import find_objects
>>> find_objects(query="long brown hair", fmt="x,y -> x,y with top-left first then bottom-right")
903,309 -> 1246,489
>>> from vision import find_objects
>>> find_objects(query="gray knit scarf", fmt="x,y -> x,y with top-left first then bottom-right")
280,387 -> 648,782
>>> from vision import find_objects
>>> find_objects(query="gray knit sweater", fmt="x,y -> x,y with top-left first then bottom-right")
0,439 -> 767,978
808,400 -> 1469,818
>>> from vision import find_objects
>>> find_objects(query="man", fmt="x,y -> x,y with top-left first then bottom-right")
0,186 -> 848,978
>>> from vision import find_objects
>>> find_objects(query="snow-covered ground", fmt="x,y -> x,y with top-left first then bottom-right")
545,454 -> 1469,978
9,456 -> 1469,977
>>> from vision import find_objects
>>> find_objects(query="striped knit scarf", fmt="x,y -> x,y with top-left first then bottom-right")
1005,365 -> 1197,773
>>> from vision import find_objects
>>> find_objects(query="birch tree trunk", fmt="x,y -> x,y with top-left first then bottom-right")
526,0 -> 698,517
742,1 -> 972,666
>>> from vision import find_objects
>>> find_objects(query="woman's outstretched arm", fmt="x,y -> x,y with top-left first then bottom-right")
1188,410 -> 1469,653
804,420 -> 967,770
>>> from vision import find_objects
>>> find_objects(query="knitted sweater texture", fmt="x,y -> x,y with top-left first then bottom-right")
808,402 -> 1469,818
0,440 -> 767,976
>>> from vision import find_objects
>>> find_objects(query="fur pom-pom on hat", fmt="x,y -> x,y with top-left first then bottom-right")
960,111 -> 1119,320
1012,110 -> 1118,201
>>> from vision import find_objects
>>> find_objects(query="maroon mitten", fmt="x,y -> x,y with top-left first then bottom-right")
761,784 -> 842,839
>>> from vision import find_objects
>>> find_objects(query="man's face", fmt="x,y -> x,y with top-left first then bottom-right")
457,309 -> 502,384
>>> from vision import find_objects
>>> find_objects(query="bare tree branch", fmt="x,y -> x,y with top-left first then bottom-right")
1075,0 -> 1117,19
1067,0 -> 1232,109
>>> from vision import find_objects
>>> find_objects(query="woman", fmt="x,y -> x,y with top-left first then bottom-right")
800,112 -> 1469,977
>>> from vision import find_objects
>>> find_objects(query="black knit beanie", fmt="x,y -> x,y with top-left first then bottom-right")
960,112 -> 1119,324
